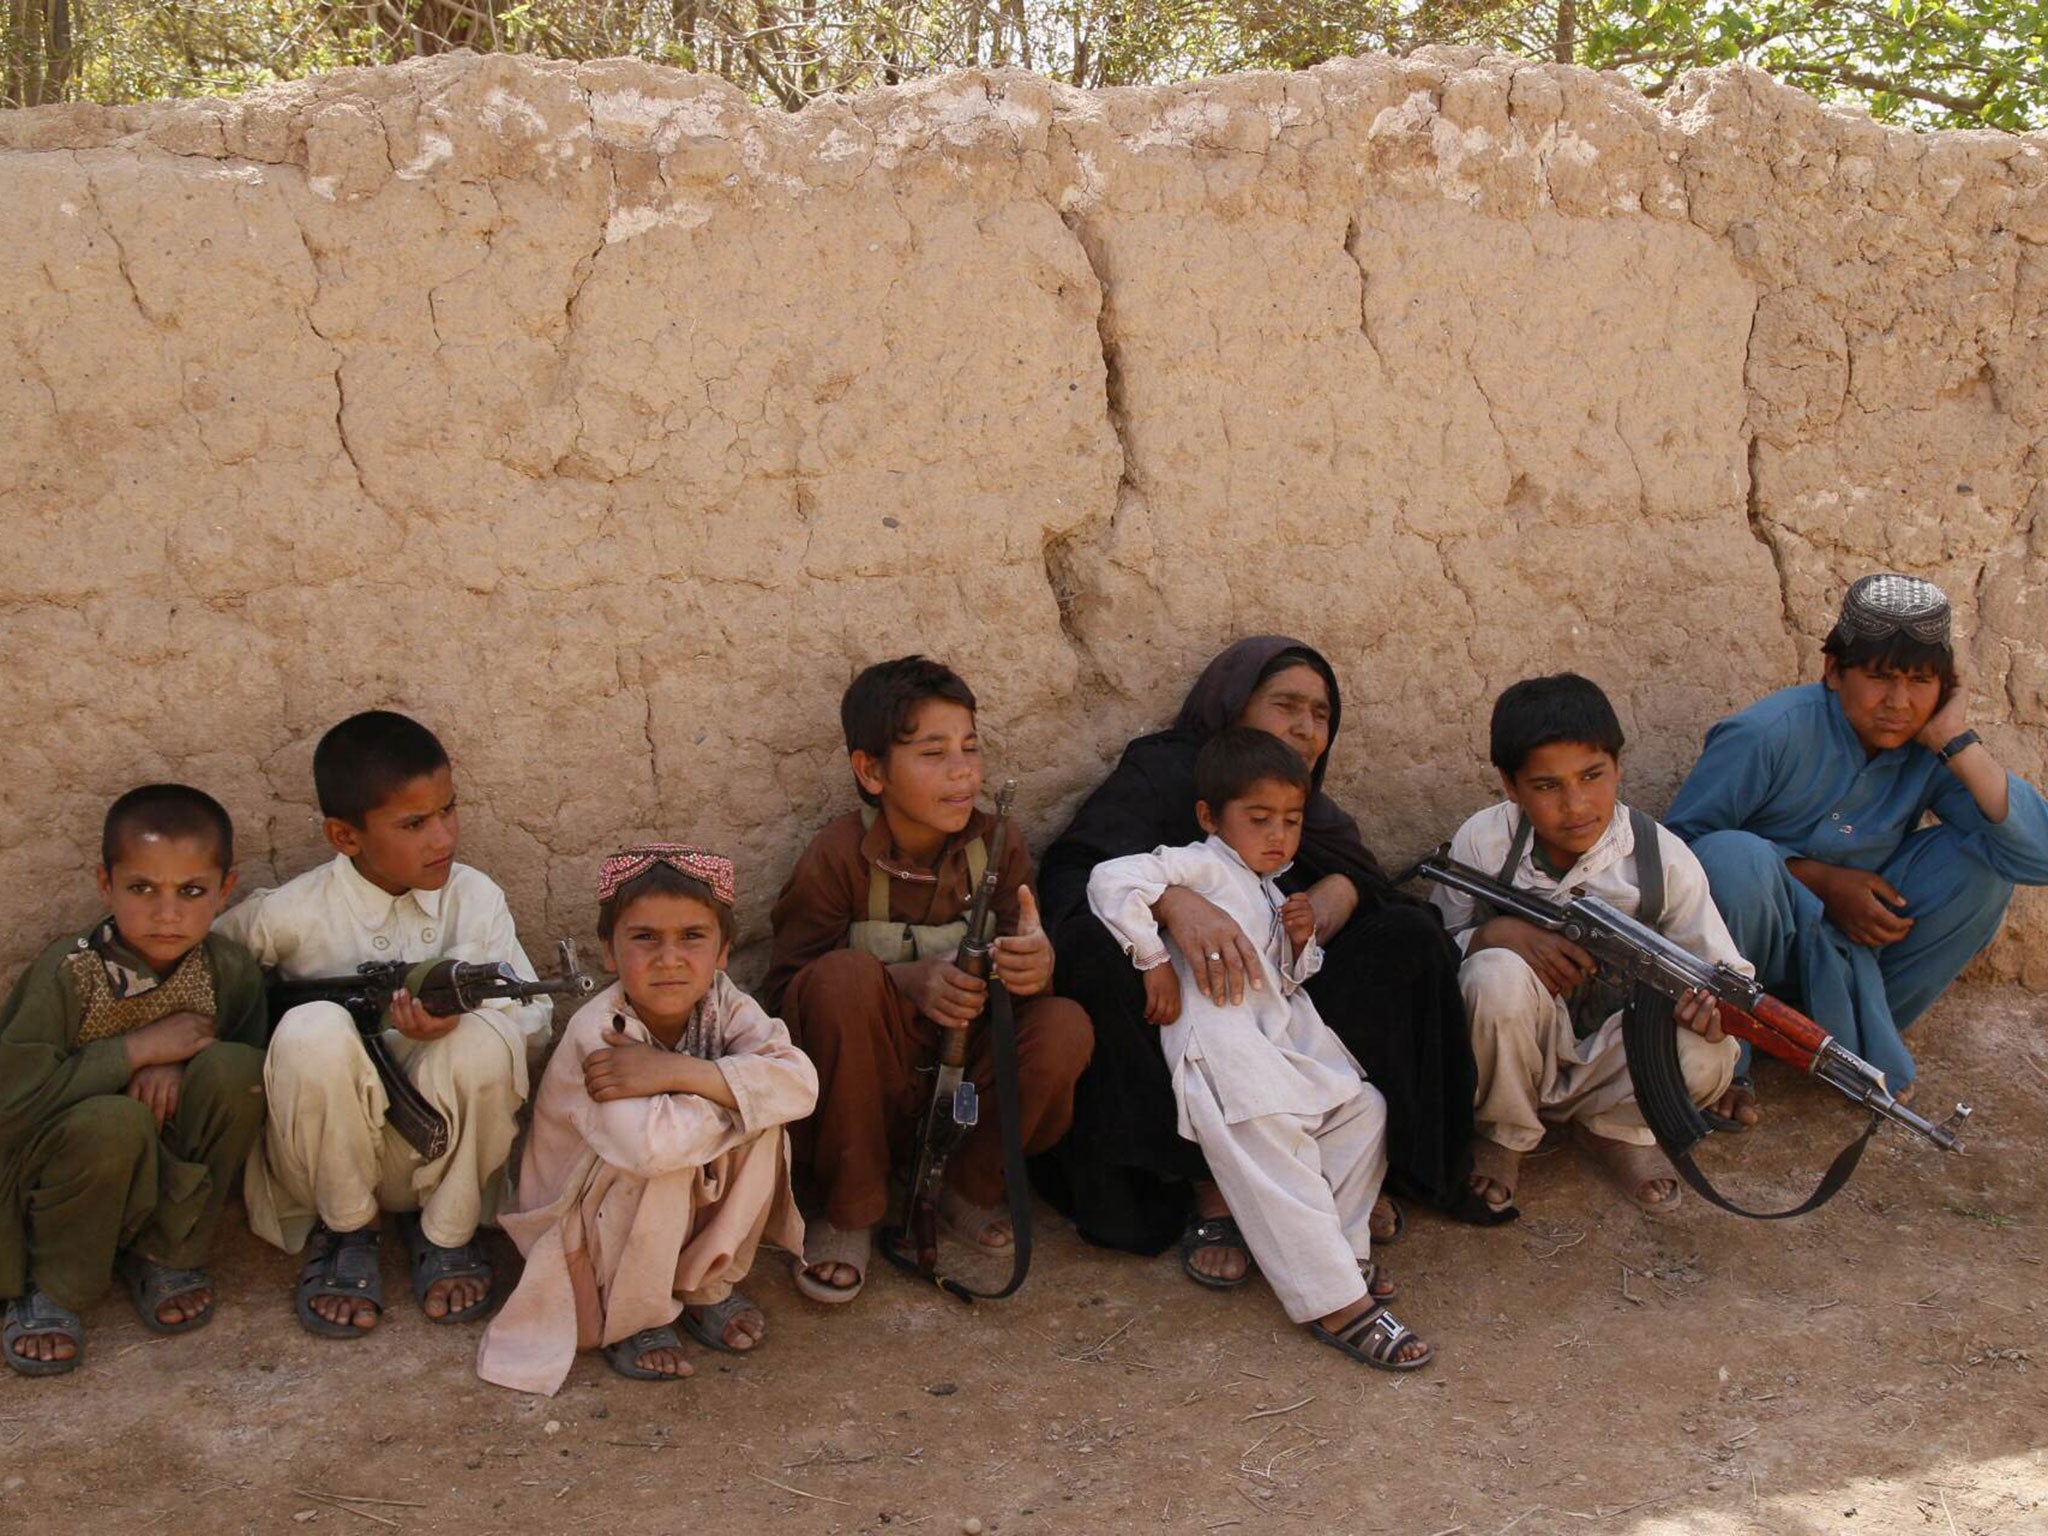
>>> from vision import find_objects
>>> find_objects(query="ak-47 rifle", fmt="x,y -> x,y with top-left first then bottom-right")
883,779 -> 1033,1302
269,940 -> 597,1160
1405,850 -> 1970,1218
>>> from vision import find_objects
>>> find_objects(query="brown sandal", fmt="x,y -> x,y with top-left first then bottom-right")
1573,1124 -> 1683,1213
1468,1137 -> 1522,1215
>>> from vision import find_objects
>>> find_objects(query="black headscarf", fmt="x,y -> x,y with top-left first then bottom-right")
1171,635 -> 1397,901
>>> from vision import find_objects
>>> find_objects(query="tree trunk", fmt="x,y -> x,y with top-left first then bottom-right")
1554,0 -> 1575,65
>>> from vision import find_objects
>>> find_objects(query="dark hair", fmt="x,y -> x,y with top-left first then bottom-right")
313,710 -> 451,826
597,864 -> 737,946
1821,625 -> 1958,694
839,655 -> 978,807
102,784 -> 234,871
1195,727 -> 1312,811
1490,674 -> 1625,778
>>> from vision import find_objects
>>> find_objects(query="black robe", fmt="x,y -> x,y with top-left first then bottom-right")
1030,636 -> 1496,1255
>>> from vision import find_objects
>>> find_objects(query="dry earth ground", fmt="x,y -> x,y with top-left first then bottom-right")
3,984 -> 2043,1536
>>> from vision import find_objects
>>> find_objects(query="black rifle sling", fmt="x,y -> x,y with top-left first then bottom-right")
1623,983 -> 1876,1220
969,978 -> 1034,1300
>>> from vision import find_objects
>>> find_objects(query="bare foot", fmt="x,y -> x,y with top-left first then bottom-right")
1710,1078 -> 1761,1128
805,1262 -> 860,1290
688,1300 -> 766,1351
310,1291 -> 380,1331
1316,1291 -> 1431,1366
1186,1181 -> 1250,1285
1368,1194 -> 1402,1244
153,1279 -> 212,1328
9,1330 -> 76,1365
631,1340 -> 693,1377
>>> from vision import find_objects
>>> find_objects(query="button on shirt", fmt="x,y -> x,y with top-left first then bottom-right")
214,853 -> 553,1048
1666,684 -> 2048,884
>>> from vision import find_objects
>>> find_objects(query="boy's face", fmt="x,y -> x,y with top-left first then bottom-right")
96,833 -> 237,974
1197,778 -> 1307,876
1503,741 -> 1620,870
1825,656 -> 1943,753
851,698 -> 984,841
602,892 -> 731,1036
325,765 -> 460,897
1236,664 -> 1332,772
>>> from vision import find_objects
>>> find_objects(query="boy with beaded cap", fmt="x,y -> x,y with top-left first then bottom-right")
0,785 -> 267,1376
1667,573 -> 2048,1124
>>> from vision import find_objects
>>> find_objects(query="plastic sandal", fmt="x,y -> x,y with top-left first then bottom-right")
295,1225 -> 383,1339
399,1212 -> 495,1324
1310,1302 -> 1435,1372
1180,1213 -> 1257,1291
606,1325 -> 688,1381
682,1291 -> 764,1354
3,1287 -> 83,1377
120,1251 -> 215,1335
792,1220 -> 869,1305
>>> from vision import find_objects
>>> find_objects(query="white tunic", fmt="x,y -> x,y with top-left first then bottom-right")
1087,836 -> 1363,1136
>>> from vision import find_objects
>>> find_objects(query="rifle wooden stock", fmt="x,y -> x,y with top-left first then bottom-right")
1714,995 -> 1829,1075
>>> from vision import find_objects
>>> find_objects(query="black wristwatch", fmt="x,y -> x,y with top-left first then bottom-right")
1935,728 -> 1980,764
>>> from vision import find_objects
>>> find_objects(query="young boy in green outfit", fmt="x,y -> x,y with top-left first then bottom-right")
0,785 -> 267,1377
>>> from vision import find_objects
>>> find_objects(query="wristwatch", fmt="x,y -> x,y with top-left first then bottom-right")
1935,728 -> 1980,764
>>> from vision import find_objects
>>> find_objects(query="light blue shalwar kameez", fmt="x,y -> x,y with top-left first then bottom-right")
1665,683 -> 2048,1088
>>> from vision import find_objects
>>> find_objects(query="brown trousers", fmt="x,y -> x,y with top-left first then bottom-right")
779,949 -> 1092,1230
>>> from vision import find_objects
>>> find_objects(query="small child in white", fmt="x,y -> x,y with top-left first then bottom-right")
1086,728 -> 1432,1371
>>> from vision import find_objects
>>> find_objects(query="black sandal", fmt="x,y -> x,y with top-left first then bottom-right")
4,1287 -> 83,1377
120,1252 -> 215,1335
607,1325 -> 688,1382
1180,1214 -> 1257,1291
296,1224 -> 383,1339
400,1212 -> 495,1324
1310,1302 -> 1434,1372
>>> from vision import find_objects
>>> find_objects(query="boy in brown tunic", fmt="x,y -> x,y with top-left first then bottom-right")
766,656 -> 1092,1303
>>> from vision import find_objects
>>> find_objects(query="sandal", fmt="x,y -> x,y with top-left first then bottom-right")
1360,1260 -> 1398,1304
4,1287 -> 83,1377
1369,1194 -> 1405,1246
119,1251 -> 215,1335
1180,1213 -> 1257,1291
792,1220 -> 869,1305
295,1224 -> 383,1339
1573,1124 -> 1684,1213
1310,1302 -> 1434,1372
399,1212 -> 496,1324
682,1291 -> 763,1354
1701,1073 -> 1758,1133
1468,1138 -> 1522,1216
606,1325 -> 689,1382
938,1185 -> 1013,1253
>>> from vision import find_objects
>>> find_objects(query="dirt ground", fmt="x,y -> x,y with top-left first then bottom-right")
4,983 -> 2044,1536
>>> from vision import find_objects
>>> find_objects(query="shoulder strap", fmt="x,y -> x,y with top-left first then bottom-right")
1629,808 -> 1665,928
1497,813 -> 1535,883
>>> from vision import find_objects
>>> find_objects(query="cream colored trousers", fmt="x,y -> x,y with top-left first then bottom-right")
246,1001 -> 525,1253
1462,948 -> 1739,1152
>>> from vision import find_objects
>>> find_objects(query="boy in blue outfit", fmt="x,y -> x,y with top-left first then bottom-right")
1667,574 -> 2048,1124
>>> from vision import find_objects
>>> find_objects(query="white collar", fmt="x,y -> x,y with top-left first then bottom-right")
1203,833 -> 1294,886
329,851 -> 447,926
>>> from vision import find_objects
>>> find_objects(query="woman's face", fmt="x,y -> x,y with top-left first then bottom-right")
1236,663 -> 1332,771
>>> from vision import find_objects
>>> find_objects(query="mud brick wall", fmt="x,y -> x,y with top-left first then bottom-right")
3,49 -> 2043,985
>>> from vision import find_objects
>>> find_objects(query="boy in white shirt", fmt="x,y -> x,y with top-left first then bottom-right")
216,711 -> 550,1338
1087,728 -> 1431,1372
1432,675 -> 1743,1216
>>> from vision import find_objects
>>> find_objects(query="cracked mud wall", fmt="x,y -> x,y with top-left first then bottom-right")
3,50 -> 2044,987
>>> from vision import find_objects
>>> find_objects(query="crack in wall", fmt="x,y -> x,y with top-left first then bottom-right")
1341,215 -> 1386,372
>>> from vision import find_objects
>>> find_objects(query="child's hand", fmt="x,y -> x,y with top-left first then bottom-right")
1142,963 -> 1182,1026
992,888 -> 1055,997
387,988 -> 462,1043
585,1027 -> 690,1101
126,1063 -> 185,1129
1473,915 -> 1598,998
1674,987 -> 1726,1042
906,957 -> 988,1030
124,1010 -> 215,1071
1280,893 -> 1318,951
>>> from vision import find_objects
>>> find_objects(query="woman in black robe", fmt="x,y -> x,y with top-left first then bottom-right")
1031,636 -> 1504,1264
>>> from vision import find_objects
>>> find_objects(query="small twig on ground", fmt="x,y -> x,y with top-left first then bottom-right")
1423,1526 -> 1466,1536
1618,1265 -> 1643,1306
1808,1298 -> 1841,1312
1532,1231 -> 1585,1260
1204,1521 -> 1245,1531
291,1492 -> 399,1529
1242,1396 -> 1316,1422
1939,1489 -> 1959,1536
1723,1427 -> 1756,1446
1497,1509 -> 1543,1535
302,1495 -> 428,1510
1060,1316 -> 1136,1363
748,1473 -> 851,1507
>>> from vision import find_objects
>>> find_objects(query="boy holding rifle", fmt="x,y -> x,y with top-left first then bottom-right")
215,710 -> 553,1338
1433,676 -> 1742,1215
765,656 -> 1091,1304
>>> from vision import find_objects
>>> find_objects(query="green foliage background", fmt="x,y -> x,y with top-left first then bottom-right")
5,1 -> 2043,128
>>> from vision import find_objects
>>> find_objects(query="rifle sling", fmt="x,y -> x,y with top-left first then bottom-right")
1624,982 -> 1872,1220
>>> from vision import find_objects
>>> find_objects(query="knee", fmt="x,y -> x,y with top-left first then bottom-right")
1675,1029 -> 1740,1100
183,1042 -> 269,1127
267,1001 -> 366,1087
1019,998 -> 1094,1077
47,1095 -> 157,1177
1948,854 -> 2013,928
1690,830 -> 1781,892
433,1016 -> 521,1099
1460,949 -> 1549,1034
784,950 -> 893,1047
